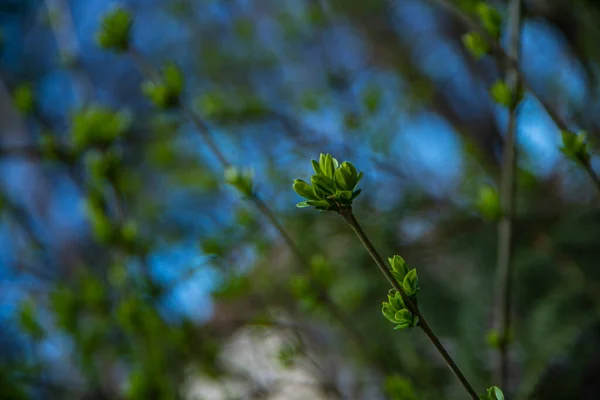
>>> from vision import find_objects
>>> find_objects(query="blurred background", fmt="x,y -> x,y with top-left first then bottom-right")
2,0 -> 600,399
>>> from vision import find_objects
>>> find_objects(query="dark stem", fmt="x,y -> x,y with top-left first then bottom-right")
339,207 -> 479,400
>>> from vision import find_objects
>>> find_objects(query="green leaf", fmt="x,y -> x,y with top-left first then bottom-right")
163,62 -> 184,96
96,6 -> 133,52
141,62 -> 184,109
560,130 -> 590,165
403,269 -> 419,297
490,80 -> 512,108
311,174 -> 336,198
334,161 -> 359,191
311,159 -> 322,175
393,309 -> 418,329
382,302 -> 398,323
387,290 -> 404,311
85,200 -> 115,244
292,179 -> 318,200
486,329 -> 501,349
319,153 -> 336,179
225,166 -> 254,196
477,184 -> 501,221
391,270 -> 404,285
389,255 -> 409,281
462,32 -> 490,60
362,85 -> 381,115
71,105 -> 131,150
306,199 -> 332,210
487,386 -> 504,400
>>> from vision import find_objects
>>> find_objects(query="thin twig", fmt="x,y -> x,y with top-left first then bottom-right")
339,207 -> 479,400
494,0 -> 521,390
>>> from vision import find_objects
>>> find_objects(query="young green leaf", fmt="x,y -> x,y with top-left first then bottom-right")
319,153 -> 336,178
560,130 -> 590,165
402,269 -> 420,297
490,80 -> 511,108
477,184 -> 501,221
293,179 -> 318,200
393,309 -> 418,329
311,174 -> 336,198
96,6 -> 133,52
389,255 -> 410,281
387,289 -> 404,311
334,161 -> 359,191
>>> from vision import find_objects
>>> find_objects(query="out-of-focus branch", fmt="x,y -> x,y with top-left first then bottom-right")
494,0 -> 522,390
44,0 -> 95,102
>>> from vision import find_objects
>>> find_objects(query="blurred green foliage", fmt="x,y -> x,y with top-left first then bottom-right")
3,0 -> 600,399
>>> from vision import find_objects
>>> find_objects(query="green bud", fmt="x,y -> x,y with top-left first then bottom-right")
163,62 -> 184,96
141,81 -> 170,108
141,62 -> 184,109
477,185 -> 501,221
485,329 -> 501,349
462,32 -> 489,60
13,83 -> 34,115
362,85 -> 381,115
96,7 -> 133,52
71,105 -> 131,150
224,166 -> 254,196
490,80 -> 511,108
476,3 -> 502,40
294,154 -> 363,211
560,130 -> 590,165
